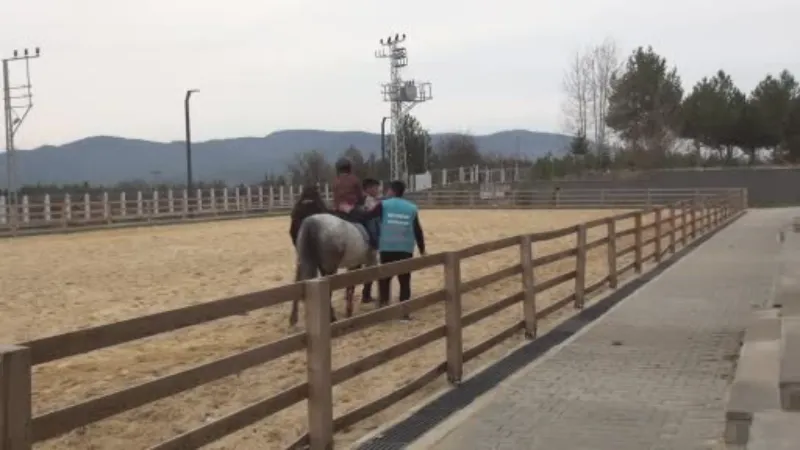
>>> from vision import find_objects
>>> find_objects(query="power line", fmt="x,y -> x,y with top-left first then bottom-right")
3,47 -> 41,226
374,33 -> 432,183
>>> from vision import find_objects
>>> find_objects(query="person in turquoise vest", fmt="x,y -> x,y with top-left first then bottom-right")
360,179 -> 426,318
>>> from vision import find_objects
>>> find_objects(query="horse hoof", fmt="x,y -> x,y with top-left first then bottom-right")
361,297 -> 374,304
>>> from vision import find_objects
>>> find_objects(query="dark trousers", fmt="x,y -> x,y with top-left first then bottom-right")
378,251 -> 413,304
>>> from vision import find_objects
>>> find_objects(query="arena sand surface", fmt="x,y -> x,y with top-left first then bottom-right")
0,209 -> 662,449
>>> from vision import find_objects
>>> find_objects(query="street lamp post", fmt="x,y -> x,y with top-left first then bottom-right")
184,89 -> 199,210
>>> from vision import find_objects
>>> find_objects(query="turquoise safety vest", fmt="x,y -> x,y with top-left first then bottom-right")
378,197 -> 418,253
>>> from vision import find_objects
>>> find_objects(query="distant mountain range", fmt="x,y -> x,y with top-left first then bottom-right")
1,129 -> 571,186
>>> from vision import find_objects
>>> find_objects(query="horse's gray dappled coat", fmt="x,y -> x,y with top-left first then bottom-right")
290,212 -> 376,326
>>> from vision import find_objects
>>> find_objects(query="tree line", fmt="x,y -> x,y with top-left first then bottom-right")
561,38 -> 800,168
5,39 -> 800,196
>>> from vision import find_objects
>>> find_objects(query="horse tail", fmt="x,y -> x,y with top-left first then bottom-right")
295,215 -> 322,282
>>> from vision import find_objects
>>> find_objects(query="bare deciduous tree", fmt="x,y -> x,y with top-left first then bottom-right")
561,38 -> 621,150
435,133 -> 483,168
587,38 -> 620,149
287,150 -> 333,186
561,52 -> 592,139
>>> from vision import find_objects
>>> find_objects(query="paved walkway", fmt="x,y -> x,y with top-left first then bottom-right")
402,209 -> 790,450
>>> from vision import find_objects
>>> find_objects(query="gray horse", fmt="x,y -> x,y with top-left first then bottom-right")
290,211 -> 379,326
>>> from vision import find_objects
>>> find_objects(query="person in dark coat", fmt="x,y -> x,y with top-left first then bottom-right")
289,184 -> 327,247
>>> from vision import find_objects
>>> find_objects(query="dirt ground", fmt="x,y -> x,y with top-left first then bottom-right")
0,209 -> 667,449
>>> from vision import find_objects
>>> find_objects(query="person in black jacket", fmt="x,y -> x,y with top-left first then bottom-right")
288,185 -> 328,246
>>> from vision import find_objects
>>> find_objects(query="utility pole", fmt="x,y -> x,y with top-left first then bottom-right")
3,47 -> 41,228
184,89 -> 199,211
374,34 -> 432,184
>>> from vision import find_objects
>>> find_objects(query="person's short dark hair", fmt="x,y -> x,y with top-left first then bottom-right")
363,178 -> 380,189
389,180 -> 406,197
335,157 -> 352,173
300,184 -> 319,200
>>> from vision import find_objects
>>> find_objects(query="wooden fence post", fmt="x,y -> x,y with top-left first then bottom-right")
443,252 -> 463,384
708,200 -> 716,228
304,278 -> 333,450
103,192 -> 110,223
519,235 -> 537,338
606,217 -> 618,289
654,208 -> 663,262
700,197 -> 708,234
196,189 -> 203,213
64,194 -> 72,223
681,202 -> 688,246
246,186 -> 253,211
119,192 -> 126,217
669,203 -> 677,253
21,197 -> 29,224
43,195 -> 51,222
268,186 -> 275,211
575,224 -> 587,308
0,344 -> 32,450
136,191 -> 143,216
634,212 -> 643,273
82,194 -> 90,221
711,198 -> 719,229
690,199 -> 697,239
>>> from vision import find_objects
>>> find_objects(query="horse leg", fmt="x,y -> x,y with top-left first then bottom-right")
289,298 -> 300,327
317,268 -> 338,323
363,249 -> 379,304
329,283 -> 338,323
344,266 -> 360,318
345,285 -> 355,318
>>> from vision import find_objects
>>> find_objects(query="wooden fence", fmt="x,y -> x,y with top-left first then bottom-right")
0,190 -> 746,449
0,187 -> 745,236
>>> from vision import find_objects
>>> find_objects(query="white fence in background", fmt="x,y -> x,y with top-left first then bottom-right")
0,187 -> 745,237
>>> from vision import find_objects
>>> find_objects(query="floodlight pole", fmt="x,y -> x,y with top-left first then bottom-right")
380,116 -> 389,177
374,34 -> 432,185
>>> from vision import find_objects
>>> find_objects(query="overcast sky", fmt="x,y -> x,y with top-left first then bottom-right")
0,0 -> 797,149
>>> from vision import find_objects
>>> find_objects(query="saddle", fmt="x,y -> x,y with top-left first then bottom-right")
332,207 -> 378,249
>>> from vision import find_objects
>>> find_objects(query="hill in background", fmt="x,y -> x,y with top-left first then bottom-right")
1,129 -> 570,186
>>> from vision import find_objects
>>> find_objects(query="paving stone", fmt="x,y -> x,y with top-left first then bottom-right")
418,210 -> 788,450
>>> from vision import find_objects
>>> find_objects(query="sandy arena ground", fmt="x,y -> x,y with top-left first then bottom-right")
0,209 -> 666,449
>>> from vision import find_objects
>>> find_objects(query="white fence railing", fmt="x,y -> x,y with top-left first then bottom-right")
0,188 -> 746,237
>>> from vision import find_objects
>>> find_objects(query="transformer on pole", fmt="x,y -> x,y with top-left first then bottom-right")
374,33 -> 432,183
3,47 -> 41,226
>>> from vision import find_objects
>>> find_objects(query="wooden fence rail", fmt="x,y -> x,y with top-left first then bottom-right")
0,190 -> 746,450
0,188 -> 745,237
